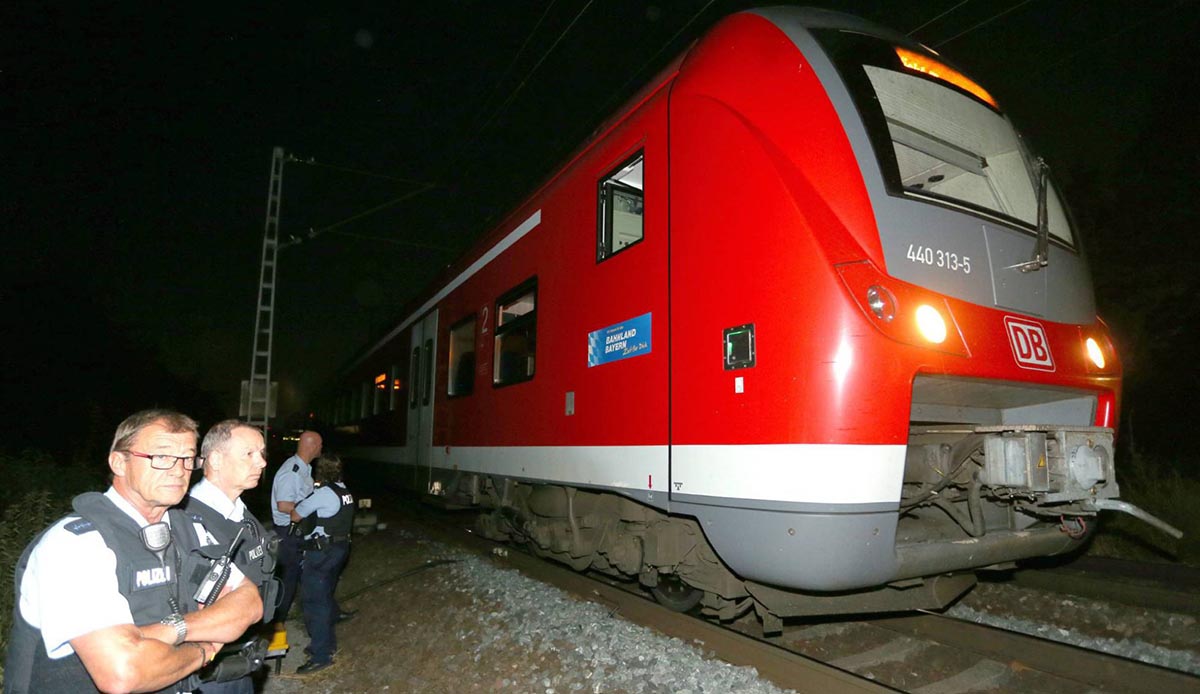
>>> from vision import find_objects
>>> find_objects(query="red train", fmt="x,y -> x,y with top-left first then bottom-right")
325,7 -> 1177,621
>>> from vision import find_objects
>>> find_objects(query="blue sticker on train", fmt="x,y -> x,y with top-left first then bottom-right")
588,313 -> 652,367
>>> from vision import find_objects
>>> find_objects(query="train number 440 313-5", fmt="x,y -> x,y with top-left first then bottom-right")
906,244 -> 971,275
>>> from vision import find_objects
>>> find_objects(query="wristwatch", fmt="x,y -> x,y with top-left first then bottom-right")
159,613 -> 187,646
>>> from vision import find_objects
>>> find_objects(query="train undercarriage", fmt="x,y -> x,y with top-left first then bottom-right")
457,420 -> 1179,629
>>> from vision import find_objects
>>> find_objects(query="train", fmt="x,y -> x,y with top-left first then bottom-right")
321,6 -> 1178,624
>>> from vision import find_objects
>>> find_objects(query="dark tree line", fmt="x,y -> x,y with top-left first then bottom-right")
1,278 -> 221,465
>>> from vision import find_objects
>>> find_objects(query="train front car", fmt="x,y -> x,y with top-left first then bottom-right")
667,7 -> 1177,621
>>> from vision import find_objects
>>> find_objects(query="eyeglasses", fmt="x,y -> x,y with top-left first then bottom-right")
121,450 -> 203,471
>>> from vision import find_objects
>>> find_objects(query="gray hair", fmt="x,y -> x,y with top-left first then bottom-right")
200,419 -> 260,460
110,409 -> 199,454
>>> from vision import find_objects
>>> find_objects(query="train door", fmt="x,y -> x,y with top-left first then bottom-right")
405,310 -> 438,492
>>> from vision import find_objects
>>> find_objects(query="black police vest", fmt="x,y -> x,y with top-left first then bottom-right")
4,492 -> 210,694
313,482 -> 355,538
181,494 -> 280,622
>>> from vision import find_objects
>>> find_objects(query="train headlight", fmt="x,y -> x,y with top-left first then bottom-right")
1085,337 -> 1106,369
838,261 -> 969,356
915,304 -> 947,344
866,285 -> 895,321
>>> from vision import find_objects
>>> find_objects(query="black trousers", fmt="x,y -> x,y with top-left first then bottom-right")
273,524 -> 303,621
300,541 -> 350,663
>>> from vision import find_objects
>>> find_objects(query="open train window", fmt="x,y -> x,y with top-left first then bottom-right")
493,278 -> 537,386
448,315 -> 477,397
597,152 -> 644,262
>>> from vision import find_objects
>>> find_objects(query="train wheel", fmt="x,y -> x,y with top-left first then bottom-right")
651,575 -> 703,612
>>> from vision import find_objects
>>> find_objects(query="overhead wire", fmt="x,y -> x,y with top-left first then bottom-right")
1027,0 -> 1192,79
907,0 -> 973,36
471,0 -> 597,138
286,156 -> 431,186
466,0 -> 562,134
930,0 -> 1037,48
431,0 -> 597,225
592,0 -> 719,119
533,0 -> 718,196
280,179 -> 437,250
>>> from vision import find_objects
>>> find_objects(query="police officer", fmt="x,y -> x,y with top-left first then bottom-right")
269,430 -> 321,626
291,455 -> 355,674
4,409 -> 263,694
184,419 -> 281,694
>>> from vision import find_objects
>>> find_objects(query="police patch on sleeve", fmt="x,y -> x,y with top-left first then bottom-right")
64,518 -> 95,535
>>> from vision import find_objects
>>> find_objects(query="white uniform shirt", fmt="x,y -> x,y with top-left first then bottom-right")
18,487 -> 242,658
188,478 -> 247,523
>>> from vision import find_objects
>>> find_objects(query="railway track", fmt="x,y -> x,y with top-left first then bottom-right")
396,503 -> 1199,693
1004,555 -> 1200,617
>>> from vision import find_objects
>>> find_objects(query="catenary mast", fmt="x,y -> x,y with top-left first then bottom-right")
244,147 -> 285,430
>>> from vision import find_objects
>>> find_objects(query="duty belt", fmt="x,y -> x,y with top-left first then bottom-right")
303,534 -> 351,550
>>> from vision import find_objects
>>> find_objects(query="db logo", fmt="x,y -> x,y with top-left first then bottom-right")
1004,316 -> 1055,371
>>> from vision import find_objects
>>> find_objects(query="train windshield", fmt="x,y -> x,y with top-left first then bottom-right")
817,32 -> 1073,244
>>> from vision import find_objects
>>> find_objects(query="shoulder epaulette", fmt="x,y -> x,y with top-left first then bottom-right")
292,463 -> 299,472
64,518 -> 95,535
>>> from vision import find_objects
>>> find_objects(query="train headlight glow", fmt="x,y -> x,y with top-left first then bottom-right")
1085,337 -> 1106,369
915,304 -> 947,344
866,285 -> 895,321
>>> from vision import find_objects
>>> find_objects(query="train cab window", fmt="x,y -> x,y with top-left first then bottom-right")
597,152 -> 644,261
817,32 -> 1073,244
494,279 -> 537,386
448,316 -> 476,397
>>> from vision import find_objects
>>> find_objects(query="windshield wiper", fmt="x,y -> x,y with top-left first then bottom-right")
1013,157 -> 1050,273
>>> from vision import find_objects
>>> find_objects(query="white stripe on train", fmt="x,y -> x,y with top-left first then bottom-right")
346,442 -> 904,506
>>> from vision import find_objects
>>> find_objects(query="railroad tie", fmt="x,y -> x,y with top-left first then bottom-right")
911,660 -> 1010,694
830,636 -> 926,670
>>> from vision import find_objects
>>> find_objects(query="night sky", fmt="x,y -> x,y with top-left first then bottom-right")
4,1 -> 1198,461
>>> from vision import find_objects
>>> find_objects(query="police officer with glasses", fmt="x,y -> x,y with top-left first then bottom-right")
4,409 -> 262,694
290,454 -> 355,675
184,419 -> 282,693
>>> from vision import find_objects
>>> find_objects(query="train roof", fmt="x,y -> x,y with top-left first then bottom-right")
339,6 -> 957,377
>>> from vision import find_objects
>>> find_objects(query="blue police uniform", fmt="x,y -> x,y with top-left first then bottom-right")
294,482 -> 354,667
269,454 -> 312,622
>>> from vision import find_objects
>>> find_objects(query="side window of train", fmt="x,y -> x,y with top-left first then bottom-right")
493,278 -> 537,387
388,363 -> 400,411
597,151 -> 644,262
448,315 -> 477,397
373,371 -> 388,414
